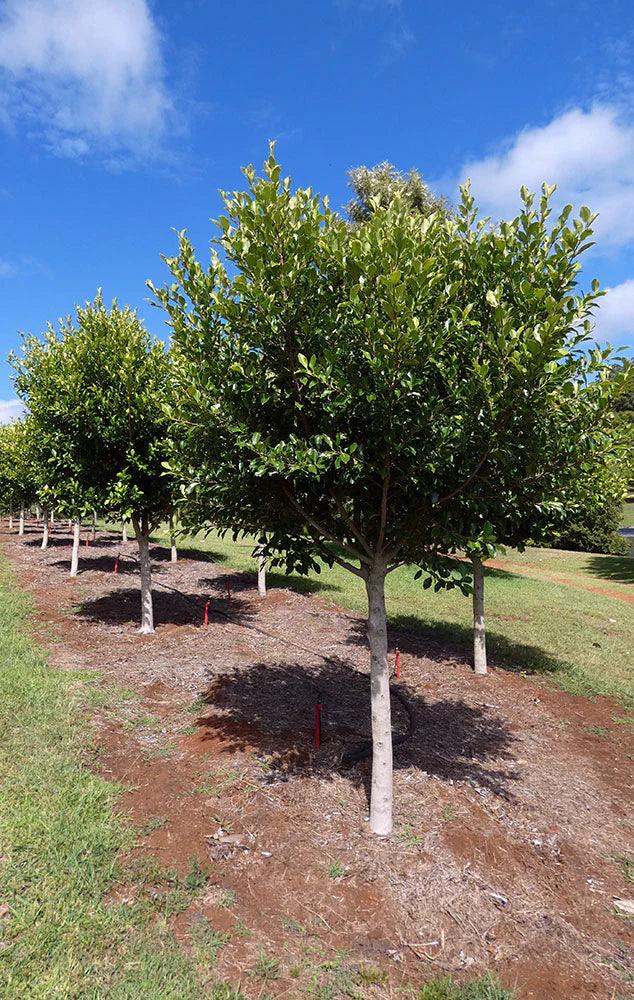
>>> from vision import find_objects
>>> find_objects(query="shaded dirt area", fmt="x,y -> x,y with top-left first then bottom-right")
3,522 -> 634,1000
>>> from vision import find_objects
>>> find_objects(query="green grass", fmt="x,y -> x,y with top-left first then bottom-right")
419,973 -> 514,999
621,499 -> 634,529
0,554 -> 211,999
142,525 -> 634,705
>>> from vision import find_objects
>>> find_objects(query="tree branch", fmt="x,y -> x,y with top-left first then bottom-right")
280,482 -> 371,565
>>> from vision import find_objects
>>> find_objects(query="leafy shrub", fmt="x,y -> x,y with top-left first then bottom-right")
419,972 -> 514,1000
552,492 -> 629,555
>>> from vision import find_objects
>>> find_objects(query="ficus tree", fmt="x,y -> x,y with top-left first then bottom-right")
152,148 -> 624,836
12,294 -> 173,624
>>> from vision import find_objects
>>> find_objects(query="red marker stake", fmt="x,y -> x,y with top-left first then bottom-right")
86,535 -> 90,546
395,648 -> 401,680
204,600 -> 210,627
113,555 -> 120,574
314,702 -> 322,748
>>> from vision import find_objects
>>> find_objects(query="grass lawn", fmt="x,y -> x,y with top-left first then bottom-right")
622,498 -> 634,529
141,525 -> 634,706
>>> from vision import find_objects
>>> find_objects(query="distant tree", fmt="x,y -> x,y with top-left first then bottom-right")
12,295 -> 173,625
346,161 -> 446,223
153,148 -> 624,836
0,419 -> 37,535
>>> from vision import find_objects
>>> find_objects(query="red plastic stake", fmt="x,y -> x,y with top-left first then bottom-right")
314,702 -> 322,748
203,600 -> 210,627
395,648 -> 401,680
85,535 -> 90,546
113,555 -> 120,574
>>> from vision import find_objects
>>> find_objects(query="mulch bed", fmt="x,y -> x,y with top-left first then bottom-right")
4,521 -> 634,999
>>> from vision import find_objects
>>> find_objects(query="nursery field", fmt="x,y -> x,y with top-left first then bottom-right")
1,520 -> 633,1000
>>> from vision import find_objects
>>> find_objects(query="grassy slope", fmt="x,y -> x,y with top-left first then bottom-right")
622,499 -> 634,528
0,554 -> 208,1000
144,526 -> 634,705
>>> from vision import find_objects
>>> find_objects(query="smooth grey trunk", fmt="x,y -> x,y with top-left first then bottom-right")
41,511 -> 50,550
70,518 -> 81,577
169,516 -> 177,563
8,507 -> 13,531
132,513 -> 154,634
472,554 -> 487,675
365,560 -> 393,836
35,503 -> 41,523
122,521 -> 128,544
50,512 -> 55,526
68,519 -> 72,530
18,503 -> 24,537
92,510 -> 97,540
257,551 -> 266,597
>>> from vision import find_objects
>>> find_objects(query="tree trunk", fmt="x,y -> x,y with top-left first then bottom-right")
92,510 -> 97,540
257,551 -> 267,597
169,515 -> 177,563
50,511 -> 55,526
132,513 -> 154,634
41,511 -> 49,550
8,506 -> 13,531
364,559 -> 393,836
122,521 -> 128,544
472,554 -> 487,675
18,503 -> 24,537
70,518 -> 81,577
35,503 -> 41,523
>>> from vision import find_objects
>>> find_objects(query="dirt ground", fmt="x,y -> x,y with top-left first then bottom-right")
3,522 -> 634,1000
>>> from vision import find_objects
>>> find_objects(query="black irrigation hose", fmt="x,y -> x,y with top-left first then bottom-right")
114,550 -> 415,766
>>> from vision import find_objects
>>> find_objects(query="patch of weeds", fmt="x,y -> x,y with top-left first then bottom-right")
189,915 -> 228,966
218,889 -> 237,908
184,855 -> 209,893
155,743 -> 178,758
419,972 -> 514,1000
581,724 -> 611,739
188,697 -> 206,716
356,964 -> 388,986
209,984 -> 246,1000
398,824 -> 424,847
124,712 -> 163,733
182,724 -> 199,736
612,714 -> 634,729
252,950 -> 280,983
233,918 -> 250,939
613,854 -> 634,884
328,860 -> 346,879
140,815 -> 168,836
439,806 -> 456,824
281,916 -> 306,935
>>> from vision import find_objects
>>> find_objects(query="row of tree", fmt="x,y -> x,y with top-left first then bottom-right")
3,150 -> 631,835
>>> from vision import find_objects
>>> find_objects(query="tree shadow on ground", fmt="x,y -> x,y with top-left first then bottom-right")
199,569 -> 340,597
76,587 -> 257,629
584,553 -> 634,585
24,536 -> 73,548
150,544 -> 222,564
50,555 -> 137,574
345,615 -> 573,680
194,659 -> 518,804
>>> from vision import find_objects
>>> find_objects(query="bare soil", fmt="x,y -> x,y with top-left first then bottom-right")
4,522 -> 634,1000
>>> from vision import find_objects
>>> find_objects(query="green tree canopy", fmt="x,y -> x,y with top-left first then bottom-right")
152,148 -> 625,835
12,294 -> 172,620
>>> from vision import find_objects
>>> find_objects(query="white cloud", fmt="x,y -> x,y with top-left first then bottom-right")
457,104 -> 634,252
0,0 -> 173,161
594,278 -> 634,343
0,259 -> 16,277
0,399 -> 24,424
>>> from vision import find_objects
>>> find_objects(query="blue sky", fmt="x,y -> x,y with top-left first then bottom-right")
0,0 -> 633,418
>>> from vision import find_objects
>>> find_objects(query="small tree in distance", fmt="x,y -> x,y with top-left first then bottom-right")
12,295 -> 173,629
346,161 -> 446,224
153,148 -> 625,836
